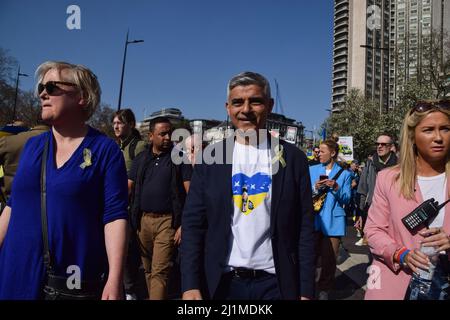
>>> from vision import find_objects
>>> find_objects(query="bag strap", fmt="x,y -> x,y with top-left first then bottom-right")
40,138 -> 53,275
331,167 -> 345,181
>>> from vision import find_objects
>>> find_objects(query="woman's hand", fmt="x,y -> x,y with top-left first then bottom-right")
404,249 -> 430,274
420,227 -> 450,252
354,216 -> 362,230
314,180 -> 327,190
323,179 -> 338,191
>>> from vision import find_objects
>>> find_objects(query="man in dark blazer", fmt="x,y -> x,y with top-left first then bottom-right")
180,72 -> 315,300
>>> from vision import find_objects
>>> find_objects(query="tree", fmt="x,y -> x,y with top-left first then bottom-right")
380,80 -> 433,140
16,90 -> 42,126
0,48 -> 19,126
88,103 -> 116,138
0,48 -> 18,85
324,89 -> 383,161
418,30 -> 450,98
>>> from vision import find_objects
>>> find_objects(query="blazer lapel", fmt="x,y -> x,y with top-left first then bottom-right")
329,162 -> 340,180
221,137 -> 234,230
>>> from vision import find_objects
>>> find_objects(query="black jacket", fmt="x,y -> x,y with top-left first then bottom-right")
180,137 -> 316,299
129,145 -> 187,230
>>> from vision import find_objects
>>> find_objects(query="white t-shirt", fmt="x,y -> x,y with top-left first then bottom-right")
227,139 -> 275,274
417,173 -> 448,228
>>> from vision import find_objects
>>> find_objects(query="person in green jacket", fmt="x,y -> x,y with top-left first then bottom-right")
112,109 -> 147,174
112,108 -> 147,300
0,122 -> 50,202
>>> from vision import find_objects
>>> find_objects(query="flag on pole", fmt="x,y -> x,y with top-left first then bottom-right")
321,127 -> 326,142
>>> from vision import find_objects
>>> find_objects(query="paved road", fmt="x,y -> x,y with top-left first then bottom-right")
329,218 -> 371,300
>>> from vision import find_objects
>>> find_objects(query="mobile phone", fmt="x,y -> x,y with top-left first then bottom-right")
320,175 -> 328,181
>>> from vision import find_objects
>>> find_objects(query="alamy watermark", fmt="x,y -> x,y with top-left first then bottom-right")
367,5 -> 381,31
66,5 -> 81,30
366,265 -> 381,290
170,128 -> 284,175
66,265 -> 81,290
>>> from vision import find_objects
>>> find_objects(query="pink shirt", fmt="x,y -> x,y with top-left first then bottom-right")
364,168 -> 450,300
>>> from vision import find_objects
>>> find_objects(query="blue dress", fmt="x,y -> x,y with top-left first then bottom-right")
0,127 -> 128,299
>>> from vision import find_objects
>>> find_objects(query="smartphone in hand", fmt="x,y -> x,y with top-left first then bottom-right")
320,175 -> 328,181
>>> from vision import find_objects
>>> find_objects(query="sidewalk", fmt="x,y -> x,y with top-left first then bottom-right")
329,219 -> 371,300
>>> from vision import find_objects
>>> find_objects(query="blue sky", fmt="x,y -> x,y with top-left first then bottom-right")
0,0 -> 333,132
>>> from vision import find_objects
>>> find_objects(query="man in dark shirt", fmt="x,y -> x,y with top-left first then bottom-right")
128,117 -> 191,300
308,146 -> 320,166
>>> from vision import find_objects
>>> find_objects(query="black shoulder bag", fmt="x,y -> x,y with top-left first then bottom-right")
40,139 -> 105,300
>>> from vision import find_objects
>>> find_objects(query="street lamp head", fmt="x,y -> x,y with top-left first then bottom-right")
128,40 -> 144,44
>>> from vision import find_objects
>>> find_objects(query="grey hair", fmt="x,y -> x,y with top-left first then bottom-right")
35,61 -> 101,120
227,71 -> 272,99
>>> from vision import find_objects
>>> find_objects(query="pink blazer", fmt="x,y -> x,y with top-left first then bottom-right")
364,168 -> 450,300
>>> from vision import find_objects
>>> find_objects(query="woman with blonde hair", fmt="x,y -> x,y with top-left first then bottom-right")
364,100 -> 450,300
0,61 -> 128,299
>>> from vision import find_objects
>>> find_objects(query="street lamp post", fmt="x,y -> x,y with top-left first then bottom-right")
117,30 -> 144,111
13,65 -> 29,123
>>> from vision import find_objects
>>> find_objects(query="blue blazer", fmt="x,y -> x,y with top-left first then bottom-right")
180,138 -> 316,300
309,162 -> 351,236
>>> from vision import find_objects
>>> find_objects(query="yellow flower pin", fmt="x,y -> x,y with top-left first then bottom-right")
271,144 -> 286,168
80,148 -> 92,169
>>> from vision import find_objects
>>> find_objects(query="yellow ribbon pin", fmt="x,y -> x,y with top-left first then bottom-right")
272,144 -> 286,168
80,148 -> 92,169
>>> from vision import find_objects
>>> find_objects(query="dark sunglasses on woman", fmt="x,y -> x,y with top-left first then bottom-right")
410,100 -> 450,115
38,81 -> 77,95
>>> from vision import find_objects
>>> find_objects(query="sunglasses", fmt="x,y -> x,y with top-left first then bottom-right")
38,81 -> 77,95
375,142 -> 391,147
410,100 -> 450,115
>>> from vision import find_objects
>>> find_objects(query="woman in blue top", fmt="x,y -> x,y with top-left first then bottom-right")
0,61 -> 128,300
309,139 -> 351,300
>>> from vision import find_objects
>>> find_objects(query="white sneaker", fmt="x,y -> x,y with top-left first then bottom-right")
126,293 -> 137,300
354,238 -> 365,246
318,291 -> 329,300
356,230 -> 362,238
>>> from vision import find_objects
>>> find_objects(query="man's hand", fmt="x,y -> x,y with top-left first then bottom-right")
182,289 -> 203,300
174,226 -> 182,246
101,279 -> 123,300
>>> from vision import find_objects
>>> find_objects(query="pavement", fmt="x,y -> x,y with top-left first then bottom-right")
328,218 -> 371,300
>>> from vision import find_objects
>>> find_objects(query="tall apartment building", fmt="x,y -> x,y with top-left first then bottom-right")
389,0 -> 450,106
331,0 -> 350,110
332,0 -> 449,112
332,0 -> 390,112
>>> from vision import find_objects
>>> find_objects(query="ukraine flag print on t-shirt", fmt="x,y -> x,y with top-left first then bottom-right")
232,172 -> 272,216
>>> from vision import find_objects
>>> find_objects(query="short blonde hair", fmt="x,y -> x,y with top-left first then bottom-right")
397,101 -> 450,199
35,61 -> 101,120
